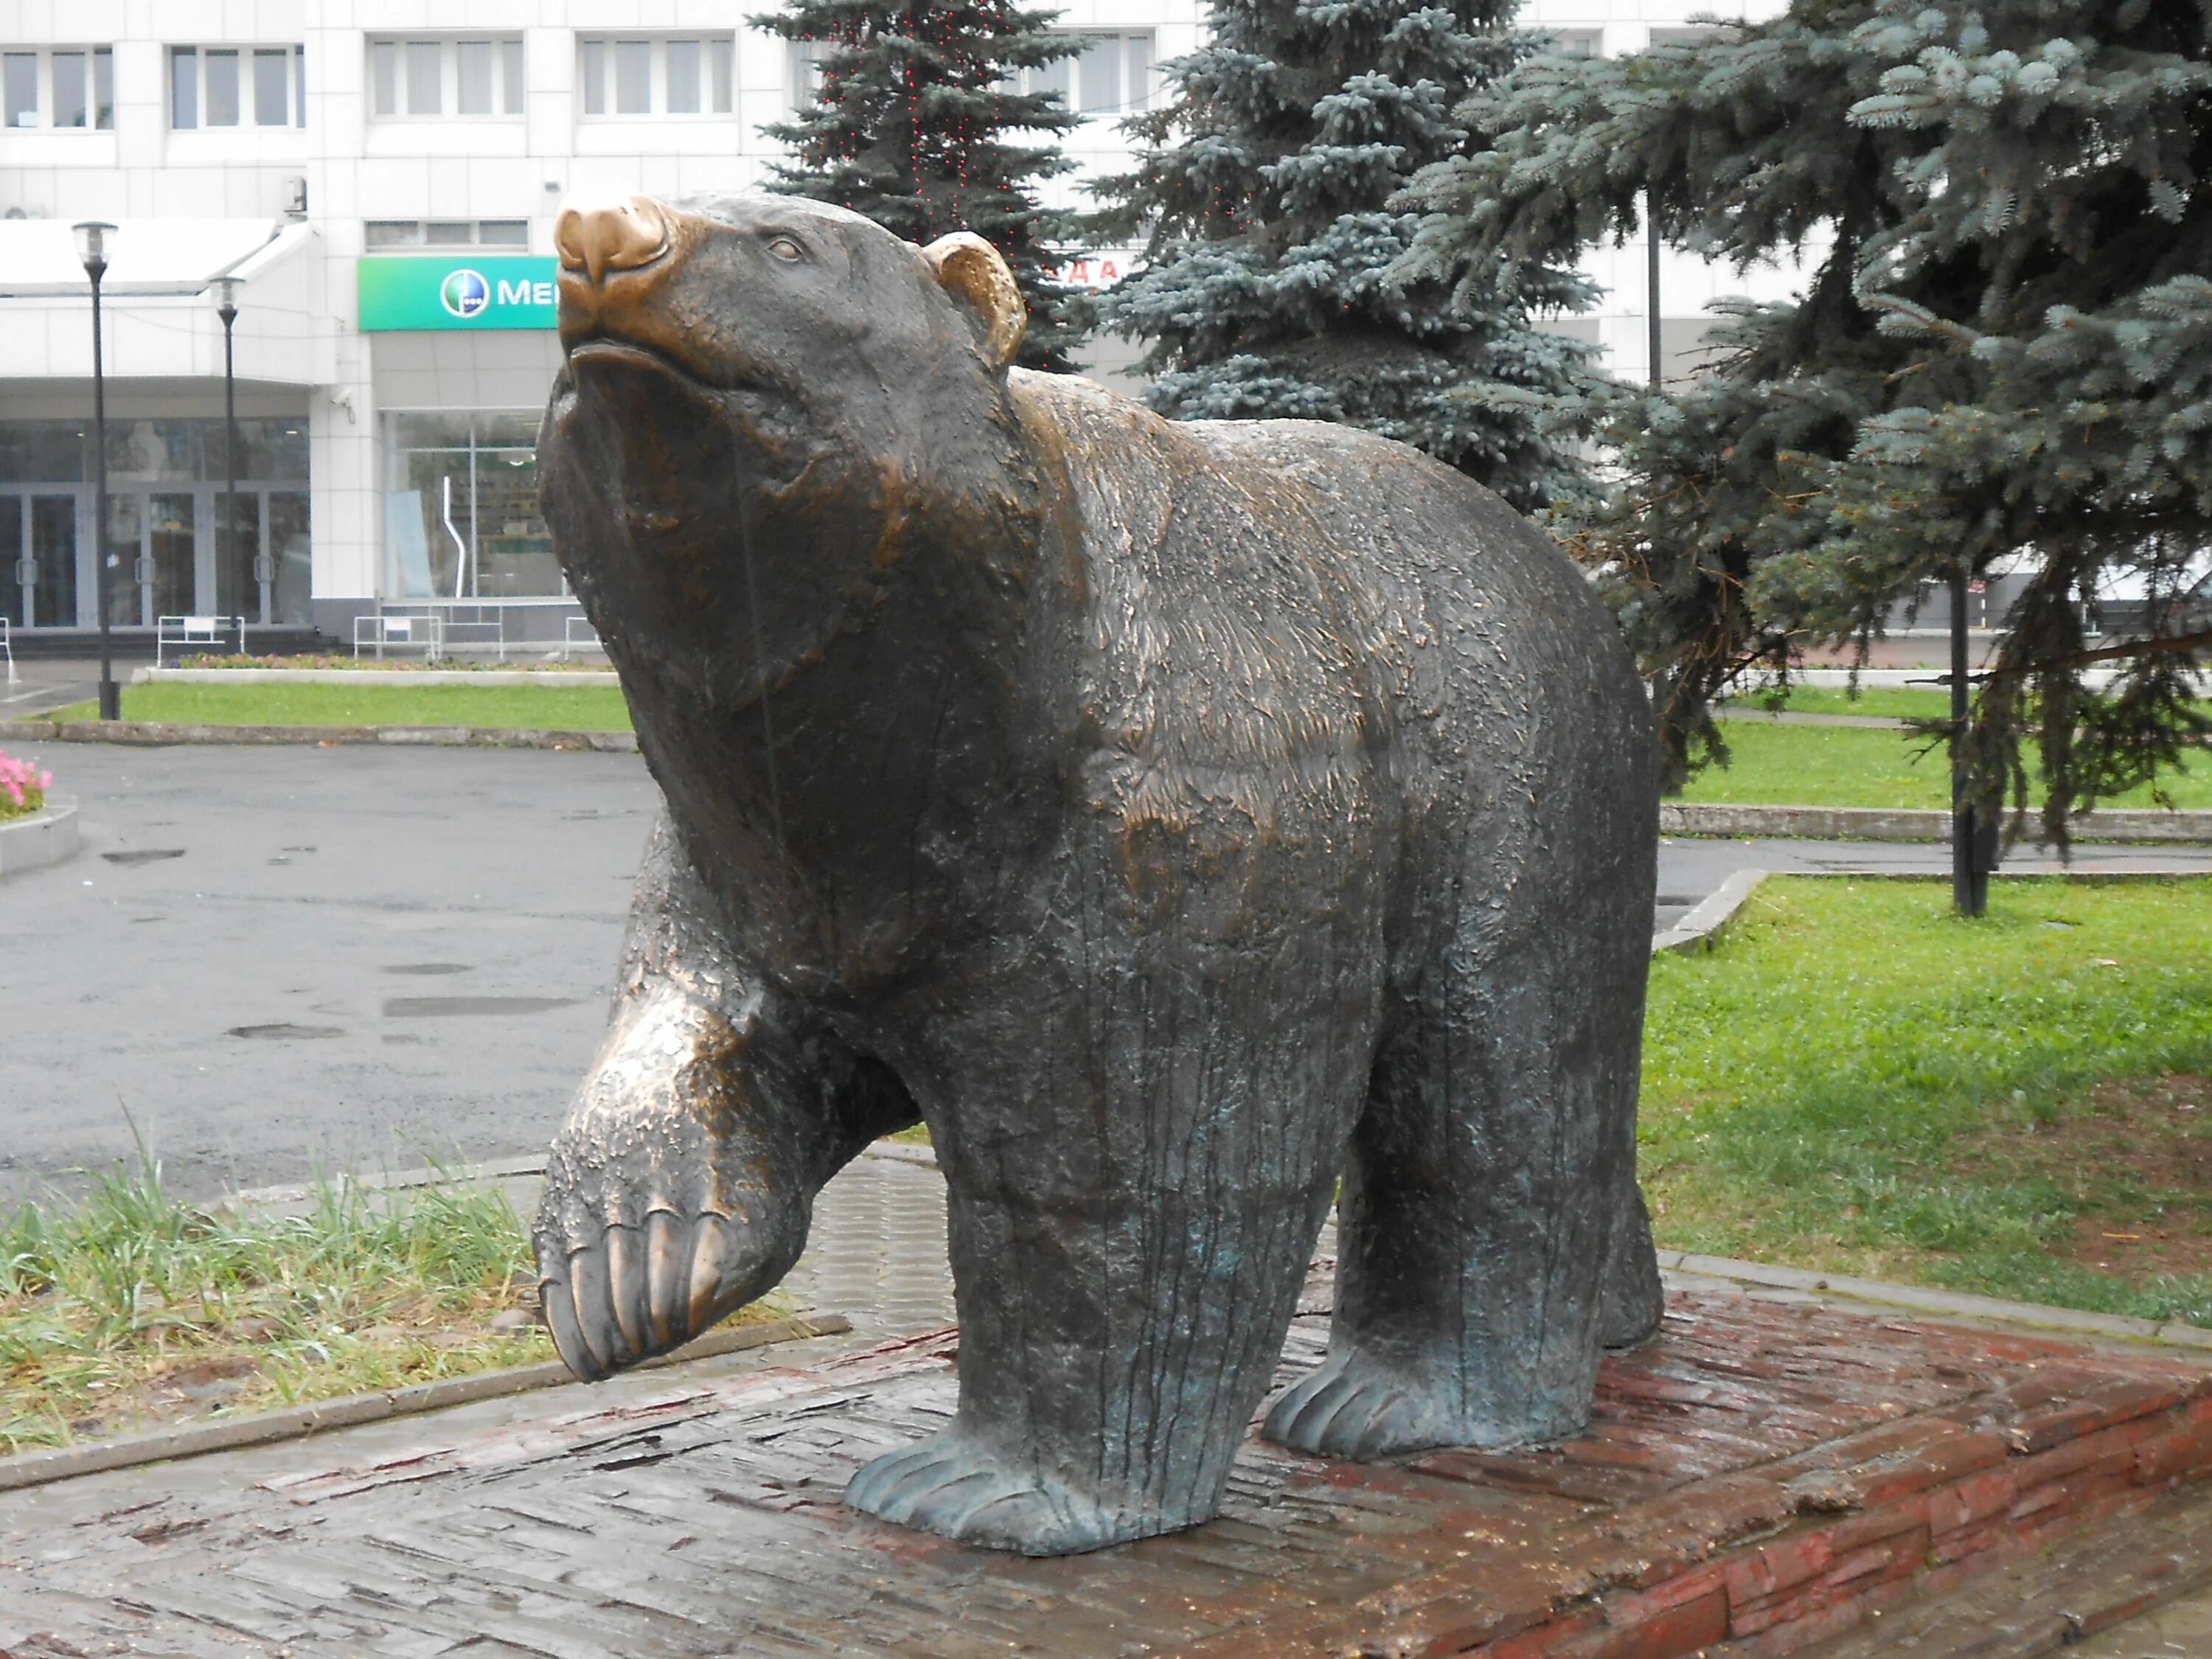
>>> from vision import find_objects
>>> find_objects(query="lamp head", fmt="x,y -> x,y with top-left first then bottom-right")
213,275 -> 240,321
72,220 -> 116,273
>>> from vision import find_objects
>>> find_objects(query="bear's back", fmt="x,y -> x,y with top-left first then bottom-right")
1006,370 -> 1649,803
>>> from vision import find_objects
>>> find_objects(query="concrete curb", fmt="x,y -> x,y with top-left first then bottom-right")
5,718 -> 639,753
136,667 -> 617,686
1663,801 -> 2212,844
1661,1251 -> 2212,1352
0,1311 -> 851,1497
0,792 -> 79,880
1652,866 -> 1767,955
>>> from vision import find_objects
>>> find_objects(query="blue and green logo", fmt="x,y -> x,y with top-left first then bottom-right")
358,256 -> 558,331
439,268 -> 492,319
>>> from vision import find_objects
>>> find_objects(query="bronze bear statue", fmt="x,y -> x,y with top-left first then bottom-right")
533,192 -> 1663,1557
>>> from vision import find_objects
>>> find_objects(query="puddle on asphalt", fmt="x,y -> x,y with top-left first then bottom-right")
102,849 -> 185,866
228,1023 -> 347,1040
381,996 -> 580,1018
381,963 -> 473,976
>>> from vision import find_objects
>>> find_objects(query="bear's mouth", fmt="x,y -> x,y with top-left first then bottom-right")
567,334 -> 713,389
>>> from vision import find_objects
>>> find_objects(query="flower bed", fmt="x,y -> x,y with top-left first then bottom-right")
0,751 -> 49,824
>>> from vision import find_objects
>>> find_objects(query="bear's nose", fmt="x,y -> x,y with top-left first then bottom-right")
556,198 -> 670,285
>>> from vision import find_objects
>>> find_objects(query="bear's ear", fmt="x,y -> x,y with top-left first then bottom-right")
922,232 -> 1027,369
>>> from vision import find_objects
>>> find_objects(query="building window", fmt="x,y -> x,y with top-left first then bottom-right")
364,219 -> 531,250
4,46 -> 115,129
579,37 -> 734,116
1547,29 -> 1603,57
789,41 -> 832,111
368,38 -> 524,119
171,45 -> 306,128
386,413 -> 560,600
999,32 -> 1152,117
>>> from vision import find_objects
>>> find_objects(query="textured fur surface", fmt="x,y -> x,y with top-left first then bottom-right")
534,192 -> 1663,1556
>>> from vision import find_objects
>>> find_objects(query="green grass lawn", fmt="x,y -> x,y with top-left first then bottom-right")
37,682 -> 633,732
1642,876 -> 2212,1326
1678,721 -> 2212,810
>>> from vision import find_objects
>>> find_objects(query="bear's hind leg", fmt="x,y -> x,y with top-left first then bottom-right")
1265,916 -> 1646,1458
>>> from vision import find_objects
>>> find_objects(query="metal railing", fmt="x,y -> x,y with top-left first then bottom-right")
361,599 -> 592,663
353,611 -> 448,660
562,613 -> 603,660
156,615 -> 247,668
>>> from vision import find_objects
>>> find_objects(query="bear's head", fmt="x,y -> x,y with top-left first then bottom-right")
539,194 -> 1040,697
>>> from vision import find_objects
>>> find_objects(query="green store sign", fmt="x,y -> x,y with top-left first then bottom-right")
357,256 -> 560,331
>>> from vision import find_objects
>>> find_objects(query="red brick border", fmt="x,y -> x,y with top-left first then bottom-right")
1217,1336 -> 2212,1658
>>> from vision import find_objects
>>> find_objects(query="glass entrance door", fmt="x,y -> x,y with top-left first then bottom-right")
30,495 -> 77,626
103,491 -> 141,626
214,487 -> 257,622
4,494 -> 80,627
145,492 -> 197,623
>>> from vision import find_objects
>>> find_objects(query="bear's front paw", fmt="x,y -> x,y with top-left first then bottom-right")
535,1197 -> 770,1382
532,1102 -> 807,1381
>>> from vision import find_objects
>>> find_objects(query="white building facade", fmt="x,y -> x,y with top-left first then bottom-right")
0,0 -> 1787,647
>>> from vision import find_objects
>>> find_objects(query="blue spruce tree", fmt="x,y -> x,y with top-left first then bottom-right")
758,0 -> 1093,369
1091,0 -> 1606,513
1395,0 -> 2212,848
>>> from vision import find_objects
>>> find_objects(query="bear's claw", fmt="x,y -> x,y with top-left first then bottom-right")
845,1430 -> 1123,1556
539,1211 -> 756,1381
1263,1352 -> 1455,1460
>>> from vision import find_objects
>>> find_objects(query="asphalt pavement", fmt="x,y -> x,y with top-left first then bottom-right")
0,740 -> 656,1206
4,739 -> 2210,1205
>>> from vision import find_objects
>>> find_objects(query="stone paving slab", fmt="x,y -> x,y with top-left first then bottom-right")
5,1280 -> 2211,1658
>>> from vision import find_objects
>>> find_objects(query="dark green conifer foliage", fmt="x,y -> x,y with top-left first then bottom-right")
1397,0 -> 2212,842
1091,0 -> 1606,514
757,0 -> 1093,369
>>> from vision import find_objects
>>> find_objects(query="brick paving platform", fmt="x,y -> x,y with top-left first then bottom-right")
4,1285 -> 2211,1659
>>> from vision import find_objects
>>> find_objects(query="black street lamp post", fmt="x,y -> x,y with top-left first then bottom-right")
215,276 -> 246,629
73,220 -> 119,722
1949,564 -> 1992,917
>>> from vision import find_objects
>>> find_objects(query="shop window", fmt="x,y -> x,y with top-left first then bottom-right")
386,413 -> 560,600
365,219 -> 532,250
369,37 -> 524,119
4,46 -> 115,129
171,44 -> 306,128
580,36 -> 734,116
998,32 -> 1152,117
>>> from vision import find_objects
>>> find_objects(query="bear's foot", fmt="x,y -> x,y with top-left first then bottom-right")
845,1429 -> 1148,1556
1262,1349 -> 1458,1459
1264,1349 -> 1587,1460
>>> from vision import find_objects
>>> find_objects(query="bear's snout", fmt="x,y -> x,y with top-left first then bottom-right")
555,196 -> 670,285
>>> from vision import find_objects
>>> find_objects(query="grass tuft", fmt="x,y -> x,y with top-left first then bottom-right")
0,1152 -> 552,1453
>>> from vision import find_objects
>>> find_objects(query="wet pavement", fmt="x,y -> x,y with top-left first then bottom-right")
0,741 -> 655,1205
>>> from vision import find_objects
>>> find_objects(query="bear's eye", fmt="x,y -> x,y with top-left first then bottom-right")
766,237 -> 803,262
